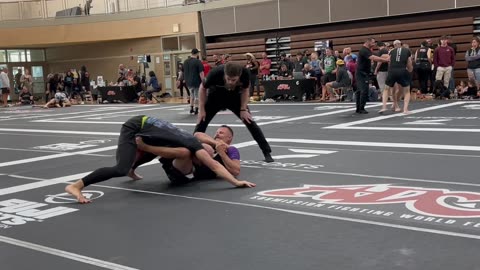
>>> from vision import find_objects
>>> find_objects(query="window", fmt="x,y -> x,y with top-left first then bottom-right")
162,37 -> 179,51
162,35 -> 197,52
7,50 -> 26,62
180,35 -> 196,51
0,50 -> 6,62
1,49 -> 45,62
28,50 -> 45,62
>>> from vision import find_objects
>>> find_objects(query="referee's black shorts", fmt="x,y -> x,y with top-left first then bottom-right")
385,69 -> 411,88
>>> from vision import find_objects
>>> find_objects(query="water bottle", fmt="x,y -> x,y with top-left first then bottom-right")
454,89 -> 458,99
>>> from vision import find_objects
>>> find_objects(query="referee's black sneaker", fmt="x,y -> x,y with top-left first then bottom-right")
264,152 -> 274,163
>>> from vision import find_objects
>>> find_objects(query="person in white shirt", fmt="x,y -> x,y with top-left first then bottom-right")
0,67 -> 11,107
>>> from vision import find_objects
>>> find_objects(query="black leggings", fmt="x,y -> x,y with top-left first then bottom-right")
194,91 -> 271,154
82,116 -> 143,187
179,81 -> 190,97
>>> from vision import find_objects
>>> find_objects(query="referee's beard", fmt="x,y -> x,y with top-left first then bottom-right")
224,75 -> 240,90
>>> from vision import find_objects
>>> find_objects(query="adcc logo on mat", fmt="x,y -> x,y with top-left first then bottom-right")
45,191 -> 104,204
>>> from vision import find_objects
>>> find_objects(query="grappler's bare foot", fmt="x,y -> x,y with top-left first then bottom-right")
128,168 -> 143,181
378,109 -> 388,113
65,181 -> 91,204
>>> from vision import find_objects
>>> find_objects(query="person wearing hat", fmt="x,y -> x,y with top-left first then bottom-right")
183,48 -> 205,115
245,53 -> 260,97
325,59 -> 351,101
379,39 -> 413,114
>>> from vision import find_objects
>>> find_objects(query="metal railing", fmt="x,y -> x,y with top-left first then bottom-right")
0,0 -> 208,21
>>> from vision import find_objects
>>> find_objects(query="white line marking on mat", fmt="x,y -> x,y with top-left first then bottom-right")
0,128 -> 119,136
270,145 -> 480,158
325,102 -> 464,129
33,105 -> 186,122
31,120 -> 245,127
8,174 -> 53,181
0,147 -> 112,157
258,104 -> 382,126
289,149 -> 337,154
266,138 -> 480,152
0,146 -> 117,168
327,126 -> 480,132
271,154 -> 318,160
0,235 -> 139,270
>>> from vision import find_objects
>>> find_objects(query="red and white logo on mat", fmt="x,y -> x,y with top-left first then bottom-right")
257,184 -> 480,218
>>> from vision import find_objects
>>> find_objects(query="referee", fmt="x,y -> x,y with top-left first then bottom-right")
194,62 -> 274,163
355,37 -> 390,114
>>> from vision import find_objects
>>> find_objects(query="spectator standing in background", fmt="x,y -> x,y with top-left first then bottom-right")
183,48 -> 205,115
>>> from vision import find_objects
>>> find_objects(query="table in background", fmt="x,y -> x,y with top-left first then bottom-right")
262,79 -> 316,100
97,86 -> 137,103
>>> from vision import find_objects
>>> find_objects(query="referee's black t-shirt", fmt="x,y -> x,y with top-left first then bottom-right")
204,65 -> 250,93
357,46 -> 373,73
377,48 -> 389,72
389,48 -> 411,70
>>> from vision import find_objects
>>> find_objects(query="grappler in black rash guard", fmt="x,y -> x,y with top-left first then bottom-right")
65,116 -> 255,203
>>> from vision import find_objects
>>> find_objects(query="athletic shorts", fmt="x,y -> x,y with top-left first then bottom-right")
1,88 -> 9,94
385,69 -> 411,88
192,164 -> 216,180
331,82 -> 347,89
159,158 -> 193,185
322,73 -> 336,85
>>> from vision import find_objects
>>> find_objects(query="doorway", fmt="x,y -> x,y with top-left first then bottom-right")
164,53 -> 190,97
9,64 -> 46,99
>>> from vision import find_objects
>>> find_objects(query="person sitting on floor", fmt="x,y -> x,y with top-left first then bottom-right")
16,86 -> 34,106
462,79 -> 479,99
433,80 -> 450,99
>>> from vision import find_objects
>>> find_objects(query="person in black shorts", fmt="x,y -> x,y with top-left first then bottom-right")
195,61 -> 274,163
65,116 -> 255,203
379,40 -> 414,114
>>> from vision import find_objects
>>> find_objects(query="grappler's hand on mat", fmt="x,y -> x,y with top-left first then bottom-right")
240,110 -> 252,124
235,180 -> 256,188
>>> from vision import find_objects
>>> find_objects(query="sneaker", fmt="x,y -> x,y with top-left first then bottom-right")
264,153 -> 274,163
194,107 -> 199,115
358,110 -> 369,114
189,107 -> 194,114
